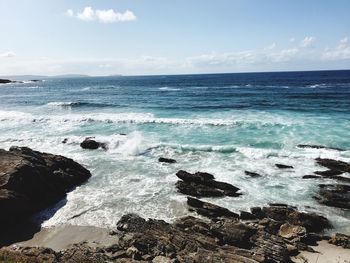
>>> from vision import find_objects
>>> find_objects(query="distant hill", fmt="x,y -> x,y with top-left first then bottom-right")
0,74 -> 90,81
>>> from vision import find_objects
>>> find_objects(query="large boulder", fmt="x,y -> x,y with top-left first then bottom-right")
0,146 -> 91,223
314,184 -> 350,209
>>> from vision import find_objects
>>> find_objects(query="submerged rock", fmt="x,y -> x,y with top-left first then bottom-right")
314,184 -> 350,209
297,144 -> 344,151
244,171 -> 262,178
314,169 -> 343,177
187,197 -> 239,219
0,146 -> 91,223
275,164 -> 294,169
175,170 -> 241,197
158,157 -> 176,163
316,158 -> 350,173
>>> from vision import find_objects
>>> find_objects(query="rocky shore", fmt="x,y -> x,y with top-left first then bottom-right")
0,145 -> 349,262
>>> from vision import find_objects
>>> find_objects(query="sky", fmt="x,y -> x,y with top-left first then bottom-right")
0,0 -> 350,76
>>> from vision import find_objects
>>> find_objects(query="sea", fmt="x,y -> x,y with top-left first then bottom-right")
0,70 -> 349,233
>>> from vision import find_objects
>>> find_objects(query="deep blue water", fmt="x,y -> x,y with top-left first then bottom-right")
0,70 -> 349,232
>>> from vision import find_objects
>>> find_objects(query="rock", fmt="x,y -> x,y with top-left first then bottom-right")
314,184 -> 350,209
80,138 -> 107,150
62,138 -> 68,144
0,79 -> 13,84
275,164 -> 294,169
302,175 -> 320,179
245,171 -> 262,178
0,146 -> 91,223
175,170 -> 241,197
314,170 -> 343,177
152,256 -> 172,263
240,211 -> 258,220
316,158 -> 350,173
278,223 -> 306,239
158,157 -> 176,163
187,197 -> 239,219
328,233 -> 350,249
297,144 -> 344,151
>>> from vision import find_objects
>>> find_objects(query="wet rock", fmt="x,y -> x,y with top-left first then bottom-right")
297,144 -> 344,151
278,223 -> 306,240
314,184 -> 350,209
61,138 -> 68,144
314,169 -> 343,177
187,197 -> 239,219
0,146 -> 91,224
316,158 -> 350,173
328,233 -> 350,249
80,138 -> 107,150
275,164 -> 294,169
245,171 -> 262,178
302,175 -> 320,179
158,157 -> 176,163
175,170 -> 241,197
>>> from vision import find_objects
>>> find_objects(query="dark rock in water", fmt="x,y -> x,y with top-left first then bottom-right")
80,138 -> 107,150
275,164 -> 294,169
245,171 -> 262,177
314,184 -> 350,209
328,233 -> 350,249
302,175 -> 320,179
29,79 -> 41,82
0,79 -> 13,84
316,158 -> 350,173
297,144 -> 344,151
187,197 -> 239,219
61,138 -> 68,144
158,157 -> 176,163
176,170 -> 214,182
0,146 -> 91,224
175,170 -> 241,197
314,169 -> 343,177
176,180 -> 242,197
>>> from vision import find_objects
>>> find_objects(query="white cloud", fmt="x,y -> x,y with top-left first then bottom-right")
300,36 -> 315,48
73,7 -> 136,23
0,51 -> 16,58
77,7 -> 95,21
322,37 -> 350,60
65,9 -> 74,17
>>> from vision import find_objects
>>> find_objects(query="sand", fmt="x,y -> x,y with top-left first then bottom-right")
293,240 -> 350,263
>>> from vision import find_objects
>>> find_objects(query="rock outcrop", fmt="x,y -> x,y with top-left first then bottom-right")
187,197 -> 239,218
316,158 -> 350,173
314,184 -> 350,209
0,79 -> 12,84
175,170 -> 241,197
245,171 -> 262,178
158,157 -> 176,163
0,146 -> 91,223
275,164 -> 293,169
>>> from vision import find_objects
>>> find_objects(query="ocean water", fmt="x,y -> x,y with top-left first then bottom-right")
1,70 -> 350,233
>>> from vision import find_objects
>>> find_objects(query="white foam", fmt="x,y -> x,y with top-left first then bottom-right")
159,87 -> 181,91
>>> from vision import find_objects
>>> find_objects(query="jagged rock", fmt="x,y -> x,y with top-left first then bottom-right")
297,144 -> 344,151
175,170 -> 241,197
80,138 -> 107,150
158,157 -> 176,163
187,197 -> 239,219
275,164 -> 294,169
0,146 -> 91,224
244,171 -> 262,178
328,233 -> 350,249
316,158 -> 350,173
314,184 -> 350,209
278,223 -> 306,239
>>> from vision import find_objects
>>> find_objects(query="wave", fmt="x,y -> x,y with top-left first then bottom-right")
46,101 -> 113,108
154,143 -> 237,153
158,87 -> 181,91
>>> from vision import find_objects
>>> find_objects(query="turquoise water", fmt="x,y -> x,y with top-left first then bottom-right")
0,71 -> 349,232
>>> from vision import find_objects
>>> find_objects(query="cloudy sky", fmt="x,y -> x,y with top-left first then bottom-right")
0,0 -> 349,76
